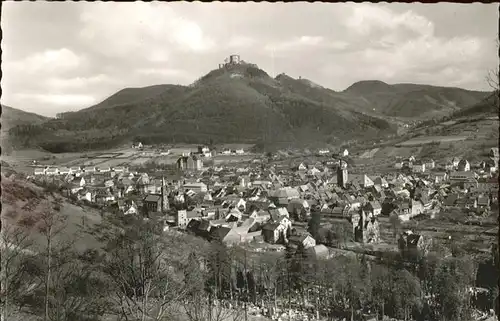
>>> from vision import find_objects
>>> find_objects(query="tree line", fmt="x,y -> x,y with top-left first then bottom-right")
1,198 -> 498,321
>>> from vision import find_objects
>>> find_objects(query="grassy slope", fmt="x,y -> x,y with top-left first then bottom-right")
1,174 -> 103,253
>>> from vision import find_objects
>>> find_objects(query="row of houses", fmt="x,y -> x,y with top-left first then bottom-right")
34,166 -> 128,176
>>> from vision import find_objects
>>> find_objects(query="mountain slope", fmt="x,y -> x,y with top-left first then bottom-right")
344,81 -> 490,118
1,105 -> 50,153
1,105 -> 49,131
450,92 -> 499,119
7,63 -> 491,153
8,64 -> 395,152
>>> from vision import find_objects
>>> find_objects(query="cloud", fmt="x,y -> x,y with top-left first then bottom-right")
46,74 -> 116,90
4,48 -> 84,76
1,2 -> 497,116
79,2 -> 215,59
135,68 -> 191,78
226,36 -> 256,49
14,93 -> 97,107
346,5 -> 434,38
264,36 -> 349,57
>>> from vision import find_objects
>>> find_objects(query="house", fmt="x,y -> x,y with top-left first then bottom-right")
452,157 -> 461,168
412,162 -> 425,173
123,201 -> 139,215
177,155 -> 203,171
76,189 -> 92,202
297,163 -> 308,171
364,201 -> 382,217
456,197 -> 477,209
288,233 -> 316,249
363,174 -> 374,188
208,226 -> 249,246
433,172 -> 448,184
425,159 -> 435,170
342,149 -> 349,157
477,195 -> 491,209
398,231 -> 431,257
444,161 -> 455,171
411,200 -> 424,216
394,161 -> 403,169
183,182 -> 208,193
449,171 -> 476,182
177,210 -> 189,229
95,188 -> 115,204
67,183 -> 84,195
143,194 -> 162,213
112,166 -> 127,173
262,222 -> 288,244
59,167 -> 71,175
457,159 -> 470,172
287,199 -> 311,221
132,142 -> 143,149
490,147 -> 499,160
84,166 -> 96,173
249,210 -> 271,224
373,177 -> 389,188
34,167 -> 46,175
225,208 -> 243,222
97,166 -> 111,173
269,187 -> 300,206
45,167 -> 59,175
463,178 -> 479,191
69,166 -> 81,174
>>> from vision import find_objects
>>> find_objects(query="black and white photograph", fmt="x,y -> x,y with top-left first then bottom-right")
1,2 -> 499,321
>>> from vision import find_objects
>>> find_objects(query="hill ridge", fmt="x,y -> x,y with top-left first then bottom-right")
5,60 -> 493,152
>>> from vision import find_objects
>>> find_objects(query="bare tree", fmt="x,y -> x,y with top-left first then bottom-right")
182,251 -> 244,321
0,209 -> 35,321
97,216 -> 186,321
35,198 -> 67,321
486,39 -> 499,93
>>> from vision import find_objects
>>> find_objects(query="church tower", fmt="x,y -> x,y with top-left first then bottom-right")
161,177 -> 169,212
337,159 -> 348,189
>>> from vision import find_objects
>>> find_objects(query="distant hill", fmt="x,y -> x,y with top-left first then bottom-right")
1,105 -> 50,153
6,61 -> 491,153
450,92 -> 499,119
8,63 -> 395,153
343,80 -> 490,118
1,105 -> 49,131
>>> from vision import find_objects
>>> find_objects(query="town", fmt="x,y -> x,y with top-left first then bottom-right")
2,2 -> 499,321
18,141 -> 498,320
27,144 -> 500,249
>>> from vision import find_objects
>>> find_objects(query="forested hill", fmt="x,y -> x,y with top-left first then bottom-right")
6,63 -> 491,153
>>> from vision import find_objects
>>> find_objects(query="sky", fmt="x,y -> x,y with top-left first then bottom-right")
1,2 -> 498,117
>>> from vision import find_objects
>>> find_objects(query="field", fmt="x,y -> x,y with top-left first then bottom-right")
213,154 -> 256,165
358,146 -> 423,160
397,135 -> 468,147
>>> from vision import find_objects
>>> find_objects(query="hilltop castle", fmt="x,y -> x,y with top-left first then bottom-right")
218,54 -> 258,69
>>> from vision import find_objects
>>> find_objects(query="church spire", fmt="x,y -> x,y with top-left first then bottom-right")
161,176 -> 169,212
